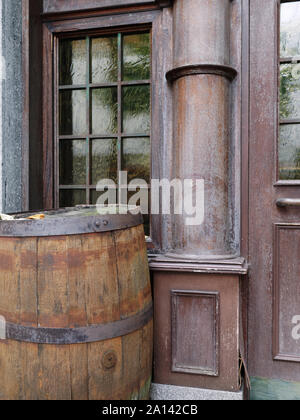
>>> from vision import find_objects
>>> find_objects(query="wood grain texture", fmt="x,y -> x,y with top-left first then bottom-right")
43,0 -> 172,14
153,271 -> 240,392
0,225 -> 152,400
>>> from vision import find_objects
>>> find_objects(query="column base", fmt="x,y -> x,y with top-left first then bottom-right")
151,383 -> 244,401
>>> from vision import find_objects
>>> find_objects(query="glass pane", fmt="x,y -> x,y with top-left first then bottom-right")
279,124 -> 300,180
60,140 -> 86,185
60,90 -> 86,135
59,190 -> 86,207
90,190 -> 116,206
92,88 -> 118,134
91,190 -> 100,205
60,39 -> 86,85
91,139 -> 118,185
91,36 -> 118,83
123,33 -> 150,81
127,190 -> 150,236
122,86 -> 150,134
280,1 -> 300,57
280,64 -> 300,119
122,137 -> 150,183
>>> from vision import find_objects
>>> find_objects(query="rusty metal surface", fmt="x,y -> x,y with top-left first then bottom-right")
0,206 -> 143,237
5,303 -> 153,345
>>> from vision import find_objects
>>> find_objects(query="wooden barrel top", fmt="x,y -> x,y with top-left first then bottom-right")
0,206 -> 143,237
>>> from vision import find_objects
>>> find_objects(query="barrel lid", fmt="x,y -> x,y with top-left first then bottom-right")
0,205 -> 144,237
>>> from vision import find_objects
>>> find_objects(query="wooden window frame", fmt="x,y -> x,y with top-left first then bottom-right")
56,29 -> 152,212
41,7 -> 172,250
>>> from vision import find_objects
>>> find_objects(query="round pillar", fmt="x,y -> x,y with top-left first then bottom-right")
167,0 -> 237,259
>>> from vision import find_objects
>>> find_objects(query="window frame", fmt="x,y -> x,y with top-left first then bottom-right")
42,7 -> 172,250
56,29 -> 152,214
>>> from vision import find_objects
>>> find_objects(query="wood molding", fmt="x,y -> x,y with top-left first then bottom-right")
42,0 -> 173,20
149,255 -> 248,275
166,64 -> 238,83
171,290 -> 220,376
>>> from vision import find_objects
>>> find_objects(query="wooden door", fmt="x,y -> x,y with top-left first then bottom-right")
248,0 -> 300,399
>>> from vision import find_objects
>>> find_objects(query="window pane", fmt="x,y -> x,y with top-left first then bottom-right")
60,39 -> 86,85
280,1 -> 300,57
92,88 -> 118,134
91,139 -> 118,185
122,137 -> 150,183
91,36 -> 118,83
123,33 -> 150,81
122,86 -> 150,134
280,63 -> 300,119
90,190 -> 117,206
60,90 -> 86,135
279,124 -> 300,180
59,140 -> 86,185
127,190 -> 150,236
59,190 -> 86,207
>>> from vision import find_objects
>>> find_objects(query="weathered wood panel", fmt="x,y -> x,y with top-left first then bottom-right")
0,225 -> 152,400
43,0 -> 171,14
171,290 -> 219,376
153,272 -> 240,392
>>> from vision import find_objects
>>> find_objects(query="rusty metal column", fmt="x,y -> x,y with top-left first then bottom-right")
166,0 -> 237,259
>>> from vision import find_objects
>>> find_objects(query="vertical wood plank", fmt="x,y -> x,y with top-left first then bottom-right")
37,236 -> 71,400
88,338 -> 123,400
114,226 -> 151,318
0,238 -> 23,399
67,235 -> 89,400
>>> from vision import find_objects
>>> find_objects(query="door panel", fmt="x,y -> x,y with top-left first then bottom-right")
249,0 -> 300,390
274,224 -> 300,362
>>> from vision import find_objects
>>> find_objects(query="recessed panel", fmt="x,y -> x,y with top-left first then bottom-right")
274,224 -> 300,362
171,290 -> 219,376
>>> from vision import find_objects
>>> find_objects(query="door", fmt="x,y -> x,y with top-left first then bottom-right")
248,0 -> 300,399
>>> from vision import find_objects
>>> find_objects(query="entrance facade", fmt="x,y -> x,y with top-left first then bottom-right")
0,0 -> 299,400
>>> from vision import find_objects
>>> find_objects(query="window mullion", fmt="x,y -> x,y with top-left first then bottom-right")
117,33 -> 122,205
86,36 -> 91,204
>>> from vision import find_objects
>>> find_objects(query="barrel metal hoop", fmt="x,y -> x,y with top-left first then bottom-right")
0,214 -> 143,237
5,304 -> 153,345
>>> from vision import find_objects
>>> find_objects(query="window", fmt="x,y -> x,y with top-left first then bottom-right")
279,0 -> 300,180
40,6 -> 171,249
57,31 -> 151,233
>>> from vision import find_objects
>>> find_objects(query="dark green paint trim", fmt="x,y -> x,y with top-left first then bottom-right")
250,377 -> 300,400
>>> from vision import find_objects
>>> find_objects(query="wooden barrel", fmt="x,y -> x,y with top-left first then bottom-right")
0,206 -> 153,400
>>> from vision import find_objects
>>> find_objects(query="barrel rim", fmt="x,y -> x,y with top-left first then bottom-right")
0,206 -> 144,237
